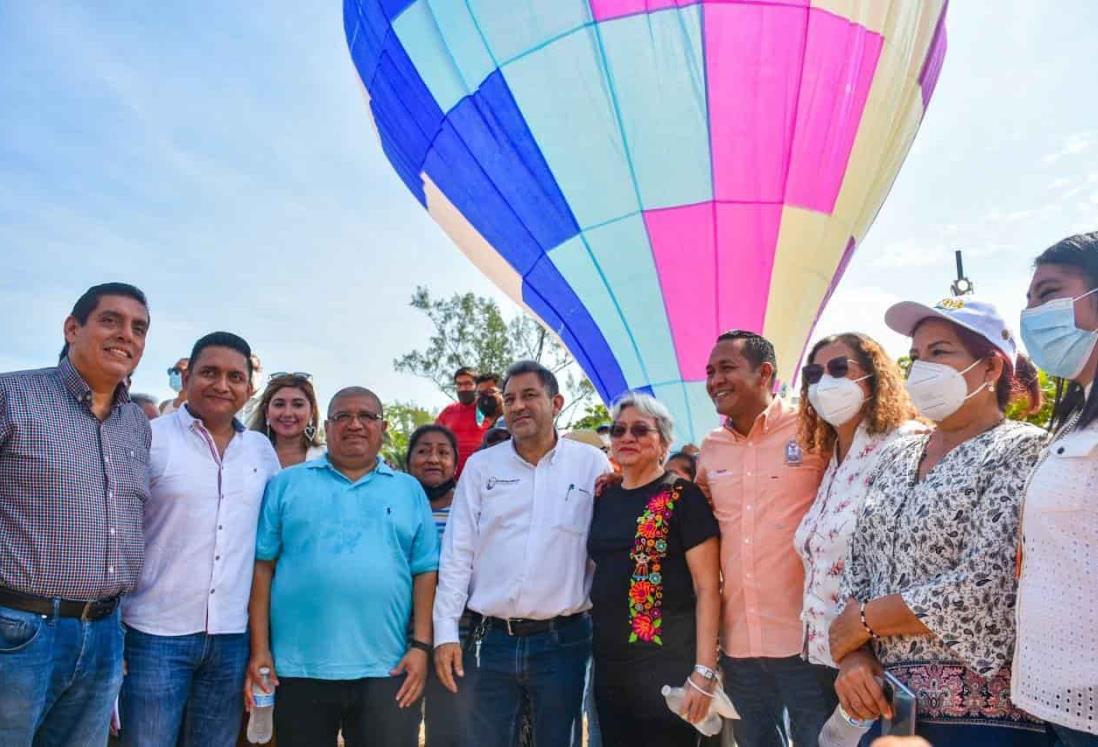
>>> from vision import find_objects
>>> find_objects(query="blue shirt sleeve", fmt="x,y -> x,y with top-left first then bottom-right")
255,475 -> 284,561
408,480 -> 440,575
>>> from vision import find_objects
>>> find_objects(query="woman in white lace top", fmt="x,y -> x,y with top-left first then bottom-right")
1014,233 -> 1098,746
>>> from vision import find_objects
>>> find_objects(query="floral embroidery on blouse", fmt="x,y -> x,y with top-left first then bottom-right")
628,483 -> 683,645
886,662 -> 1043,730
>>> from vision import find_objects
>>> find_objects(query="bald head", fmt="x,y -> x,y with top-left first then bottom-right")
327,386 -> 383,418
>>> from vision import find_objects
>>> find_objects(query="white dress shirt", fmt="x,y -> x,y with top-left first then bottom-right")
433,436 -> 611,645
123,407 -> 281,636
1013,413 -> 1098,736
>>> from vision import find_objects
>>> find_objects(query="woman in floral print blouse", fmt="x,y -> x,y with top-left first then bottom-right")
588,392 -> 720,746
830,297 -> 1046,746
794,332 -> 922,669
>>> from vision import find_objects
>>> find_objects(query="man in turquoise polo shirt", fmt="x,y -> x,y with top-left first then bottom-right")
244,387 -> 438,747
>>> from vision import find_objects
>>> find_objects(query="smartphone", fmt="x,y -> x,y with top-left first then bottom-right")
880,671 -> 917,736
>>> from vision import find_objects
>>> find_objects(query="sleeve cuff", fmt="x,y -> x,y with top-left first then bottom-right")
434,618 -> 461,647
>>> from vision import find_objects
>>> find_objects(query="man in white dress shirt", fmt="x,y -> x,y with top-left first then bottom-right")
434,360 -> 610,747
120,332 -> 281,747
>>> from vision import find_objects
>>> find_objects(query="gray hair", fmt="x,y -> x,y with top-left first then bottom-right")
610,392 -> 675,451
130,392 -> 158,407
327,386 -> 383,417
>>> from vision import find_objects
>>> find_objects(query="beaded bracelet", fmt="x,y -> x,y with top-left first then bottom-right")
687,677 -> 715,698
859,601 -> 880,641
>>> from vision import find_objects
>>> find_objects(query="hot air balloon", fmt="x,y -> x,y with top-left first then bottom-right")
343,0 -> 947,443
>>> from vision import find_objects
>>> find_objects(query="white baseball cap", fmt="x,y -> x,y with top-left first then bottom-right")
885,296 -> 1017,361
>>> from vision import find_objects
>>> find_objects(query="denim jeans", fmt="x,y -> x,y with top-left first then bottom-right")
721,655 -> 838,747
119,626 -> 249,747
423,643 -> 478,746
471,614 -> 591,747
1051,723 -> 1098,747
0,602 -> 124,747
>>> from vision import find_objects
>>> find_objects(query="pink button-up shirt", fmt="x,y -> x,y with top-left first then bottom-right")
698,398 -> 825,659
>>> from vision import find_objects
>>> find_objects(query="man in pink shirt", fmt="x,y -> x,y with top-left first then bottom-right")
697,331 -> 832,747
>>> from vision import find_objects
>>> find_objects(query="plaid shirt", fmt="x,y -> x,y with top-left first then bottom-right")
0,358 -> 150,600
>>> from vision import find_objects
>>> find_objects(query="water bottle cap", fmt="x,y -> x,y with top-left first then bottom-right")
660,685 -> 671,695
259,667 -> 270,676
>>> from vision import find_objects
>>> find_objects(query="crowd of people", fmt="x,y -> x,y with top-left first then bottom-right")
0,231 -> 1096,747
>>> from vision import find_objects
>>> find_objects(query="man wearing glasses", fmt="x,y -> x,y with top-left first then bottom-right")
246,387 -> 439,747
697,331 -> 831,747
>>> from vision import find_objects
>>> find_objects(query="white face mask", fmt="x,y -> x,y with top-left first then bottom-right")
905,359 -> 986,422
807,374 -> 870,427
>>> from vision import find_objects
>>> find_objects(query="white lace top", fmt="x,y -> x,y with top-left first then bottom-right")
794,420 -> 924,666
1013,417 -> 1098,735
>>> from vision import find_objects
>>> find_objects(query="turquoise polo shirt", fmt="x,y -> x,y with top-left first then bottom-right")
255,456 -> 438,679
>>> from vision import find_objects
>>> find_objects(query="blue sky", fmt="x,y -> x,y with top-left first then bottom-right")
2,1 -> 1096,414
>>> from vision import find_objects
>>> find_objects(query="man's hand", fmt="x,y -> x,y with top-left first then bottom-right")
391,648 -> 428,708
434,642 -> 464,694
243,650 -> 278,711
830,598 -> 872,664
871,738 -> 931,747
594,472 -> 622,497
835,648 -> 891,722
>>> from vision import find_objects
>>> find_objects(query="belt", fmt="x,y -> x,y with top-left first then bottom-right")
0,586 -> 120,621
472,611 -> 587,637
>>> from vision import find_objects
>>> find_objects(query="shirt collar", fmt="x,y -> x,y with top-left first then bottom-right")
723,396 -> 785,439
58,356 -> 131,408
178,403 -> 245,434
508,432 -> 562,467
307,453 -> 392,477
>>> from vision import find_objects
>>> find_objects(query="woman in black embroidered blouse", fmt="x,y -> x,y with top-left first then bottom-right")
588,393 -> 721,746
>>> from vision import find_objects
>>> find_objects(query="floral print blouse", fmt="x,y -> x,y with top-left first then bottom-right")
794,420 -> 925,667
840,420 -> 1045,676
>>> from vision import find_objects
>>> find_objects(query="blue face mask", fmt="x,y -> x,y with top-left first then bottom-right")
1020,287 -> 1098,380
168,370 -> 184,393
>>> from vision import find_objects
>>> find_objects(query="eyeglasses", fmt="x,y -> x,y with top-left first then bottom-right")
269,371 -> 313,382
801,358 -> 869,385
609,422 -> 657,439
329,410 -> 383,425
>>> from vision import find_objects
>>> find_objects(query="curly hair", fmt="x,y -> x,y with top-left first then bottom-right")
797,333 -> 916,455
247,374 -> 324,449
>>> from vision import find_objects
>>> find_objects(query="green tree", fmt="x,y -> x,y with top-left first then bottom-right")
394,286 -> 598,422
381,400 -> 434,469
1005,369 -> 1056,428
569,402 -> 610,431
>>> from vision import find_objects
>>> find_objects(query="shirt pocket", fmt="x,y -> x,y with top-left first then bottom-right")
1031,431 -> 1098,512
553,485 -> 593,536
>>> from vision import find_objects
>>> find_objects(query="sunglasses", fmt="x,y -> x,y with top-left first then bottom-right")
609,422 -> 657,439
801,357 -> 864,385
269,371 -> 313,382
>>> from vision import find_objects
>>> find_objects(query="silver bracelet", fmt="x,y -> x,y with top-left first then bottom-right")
687,677 -> 715,698
693,663 -> 717,681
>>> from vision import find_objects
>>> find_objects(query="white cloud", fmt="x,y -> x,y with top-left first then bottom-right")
1041,131 -> 1096,164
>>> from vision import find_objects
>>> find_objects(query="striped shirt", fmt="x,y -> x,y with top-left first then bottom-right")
432,504 -> 450,541
0,358 -> 151,599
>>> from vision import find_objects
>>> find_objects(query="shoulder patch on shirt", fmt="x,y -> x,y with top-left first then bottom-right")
785,440 -> 803,466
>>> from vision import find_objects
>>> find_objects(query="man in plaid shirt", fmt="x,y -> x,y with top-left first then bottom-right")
0,282 -> 151,746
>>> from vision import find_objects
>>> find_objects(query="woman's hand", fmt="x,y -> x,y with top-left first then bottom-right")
243,650 -> 278,711
830,597 -> 872,663
835,648 -> 891,722
680,671 -> 716,724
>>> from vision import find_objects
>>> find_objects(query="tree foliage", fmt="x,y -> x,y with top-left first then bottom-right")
394,286 -> 597,423
381,400 -> 434,469
1005,368 -> 1056,429
569,402 -> 611,431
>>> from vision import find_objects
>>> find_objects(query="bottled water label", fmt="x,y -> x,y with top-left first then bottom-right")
253,691 -> 275,708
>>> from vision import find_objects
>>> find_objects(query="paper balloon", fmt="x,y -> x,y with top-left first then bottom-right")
344,0 -> 947,443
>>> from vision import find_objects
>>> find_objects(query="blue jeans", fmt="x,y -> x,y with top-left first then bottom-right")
471,614 -> 591,747
721,655 -> 838,747
119,626 -> 249,747
0,602 -> 124,747
1051,723 -> 1098,747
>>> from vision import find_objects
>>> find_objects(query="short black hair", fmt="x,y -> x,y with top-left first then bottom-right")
502,360 -> 559,398
61,282 -> 149,359
715,329 -> 777,372
667,451 -> 698,481
406,424 -> 459,469
454,367 -> 477,381
476,372 -> 500,386
189,332 -> 253,376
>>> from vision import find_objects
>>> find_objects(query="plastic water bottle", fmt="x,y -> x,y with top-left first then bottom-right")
818,704 -> 875,747
247,667 -> 275,744
660,685 -> 724,737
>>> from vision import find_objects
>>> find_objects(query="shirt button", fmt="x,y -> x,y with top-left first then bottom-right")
210,589 -> 216,594
745,505 -> 752,510
109,527 -> 116,536
215,555 -> 221,561
218,525 -> 223,530
744,538 -> 751,544
108,566 -> 114,574
105,455 -> 111,464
